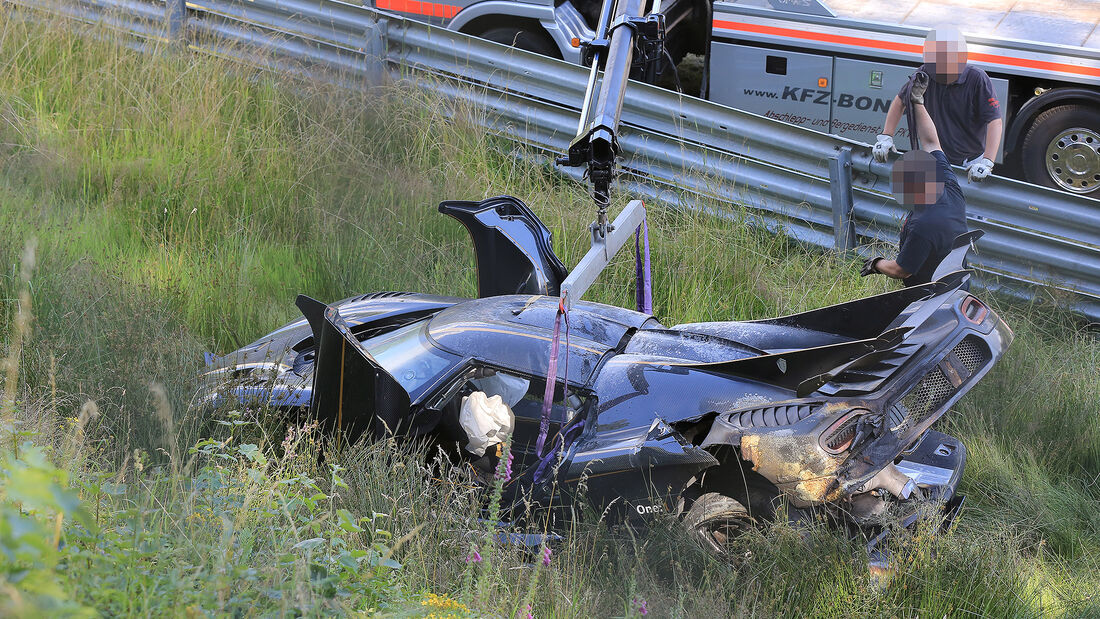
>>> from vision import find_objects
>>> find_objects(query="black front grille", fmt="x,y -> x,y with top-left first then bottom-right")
890,337 -> 990,432
896,366 -> 954,427
952,336 -> 988,374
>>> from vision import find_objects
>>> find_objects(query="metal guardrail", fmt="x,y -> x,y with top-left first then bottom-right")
11,0 -> 1100,321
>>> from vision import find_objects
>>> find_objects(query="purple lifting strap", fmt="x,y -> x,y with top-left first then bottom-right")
635,216 -> 652,314
535,209 -> 648,481
534,301 -> 565,459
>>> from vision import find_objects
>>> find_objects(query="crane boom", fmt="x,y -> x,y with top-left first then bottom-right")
557,0 -> 666,238
555,0 -> 667,309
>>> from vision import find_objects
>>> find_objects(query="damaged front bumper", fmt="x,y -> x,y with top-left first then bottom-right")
860,429 -> 967,556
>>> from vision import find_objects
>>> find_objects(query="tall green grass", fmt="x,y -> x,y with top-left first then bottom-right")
1,11 -> 1098,617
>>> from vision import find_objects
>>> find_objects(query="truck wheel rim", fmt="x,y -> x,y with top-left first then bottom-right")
1045,128 -> 1100,193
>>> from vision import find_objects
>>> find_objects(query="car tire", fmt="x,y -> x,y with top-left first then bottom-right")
683,492 -> 754,557
478,26 -> 561,59
1020,104 -> 1100,195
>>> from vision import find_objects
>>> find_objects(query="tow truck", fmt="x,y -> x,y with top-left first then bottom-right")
369,0 -> 1100,195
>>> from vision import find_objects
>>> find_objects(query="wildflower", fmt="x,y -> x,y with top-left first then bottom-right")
281,425 -> 296,458
524,603 -> 534,619
541,545 -> 551,567
421,592 -> 469,618
466,547 -> 482,564
495,450 -> 514,482
632,598 -> 648,616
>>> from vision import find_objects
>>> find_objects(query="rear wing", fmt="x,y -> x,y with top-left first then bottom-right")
750,232 -> 981,341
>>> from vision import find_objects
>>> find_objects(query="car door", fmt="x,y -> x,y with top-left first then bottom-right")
439,196 -> 568,298
300,296 -> 412,444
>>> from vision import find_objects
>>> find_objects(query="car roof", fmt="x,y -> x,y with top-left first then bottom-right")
426,295 -> 660,385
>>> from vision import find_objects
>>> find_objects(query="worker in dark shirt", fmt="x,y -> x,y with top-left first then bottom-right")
862,72 -> 969,286
873,27 -> 1003,183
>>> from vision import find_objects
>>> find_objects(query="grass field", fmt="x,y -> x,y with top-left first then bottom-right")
1,13 -> 1099,617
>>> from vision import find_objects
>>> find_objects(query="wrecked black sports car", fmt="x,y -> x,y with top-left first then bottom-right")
196,0 -> 1011,557
196,195 -> 1012,555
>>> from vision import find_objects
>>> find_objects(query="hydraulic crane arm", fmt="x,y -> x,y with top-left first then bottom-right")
554,0 -> 668,308
556,0 -> 666,237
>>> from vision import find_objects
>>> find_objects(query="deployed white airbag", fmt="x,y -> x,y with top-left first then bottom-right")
471,372 -> 530,409
459,391 -> 515,457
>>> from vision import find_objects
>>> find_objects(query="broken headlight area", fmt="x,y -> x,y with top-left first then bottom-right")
820,408 -> 883,454
820,429 -> 968,544
698,401 -> 894,507
692,395 -> 968,539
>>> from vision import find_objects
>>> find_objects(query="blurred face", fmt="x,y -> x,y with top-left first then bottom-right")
924,28 -> 968,83
893,151 -> 945,206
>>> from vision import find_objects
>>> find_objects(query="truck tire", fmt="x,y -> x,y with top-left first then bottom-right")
1020,104 -> 1100,195
479,26 -> 560,59
683,492 -> 753,557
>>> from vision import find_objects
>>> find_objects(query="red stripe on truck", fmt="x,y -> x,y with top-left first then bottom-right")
966,51 -> 1100,78
377,0 -> 459,18
713,19 -> 923,53
713,19 -> 1100,79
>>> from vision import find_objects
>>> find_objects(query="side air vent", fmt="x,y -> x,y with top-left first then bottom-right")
726,403 -> 819,429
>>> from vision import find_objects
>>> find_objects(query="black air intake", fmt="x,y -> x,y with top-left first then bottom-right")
726,403 -> 819,429
889,336 -> 990,432
350,291 -> 415,302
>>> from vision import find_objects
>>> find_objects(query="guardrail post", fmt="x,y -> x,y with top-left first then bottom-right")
166,0 -> 186,41
829,146 -> 856,252
362,16 -> 387,85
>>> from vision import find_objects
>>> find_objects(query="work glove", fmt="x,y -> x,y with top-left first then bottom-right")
909,70 -> 930,106
964,156 -> 994,182
860,256 -> 883,277
873,134 -> 898,162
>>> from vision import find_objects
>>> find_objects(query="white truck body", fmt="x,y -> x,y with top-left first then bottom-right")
373,0 -> 1100,193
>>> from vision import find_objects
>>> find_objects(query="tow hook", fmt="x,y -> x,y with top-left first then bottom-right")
865,463 -> 919,500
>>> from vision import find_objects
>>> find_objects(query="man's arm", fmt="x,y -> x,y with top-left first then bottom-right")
873,96 -> 907,162
983,117 -> 1003,161
912,102 -> 942,154
883,96 -> 904,136
872,259 -> 910,280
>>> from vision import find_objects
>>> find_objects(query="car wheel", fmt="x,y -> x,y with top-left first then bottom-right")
683,492 -> 754,557
1020,104 -> 1100,195
478,26 -> 561,59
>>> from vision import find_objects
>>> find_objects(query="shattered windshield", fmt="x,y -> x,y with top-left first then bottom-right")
363,320 -> 459,399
